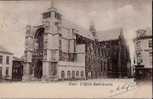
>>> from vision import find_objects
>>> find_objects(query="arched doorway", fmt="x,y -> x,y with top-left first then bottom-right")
0,67 -> 2,79
34,28 -> 44,49
61,71 -> 65,80
67,71 -> 71,79
34,60 -> 42,79
72,71 -> 75,79
33,28 -> 44,79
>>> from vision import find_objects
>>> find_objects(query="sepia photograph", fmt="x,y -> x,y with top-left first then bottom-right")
0,0 -> 152,98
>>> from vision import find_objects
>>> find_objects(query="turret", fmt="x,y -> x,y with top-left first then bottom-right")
42,3 -> 62,35
89,21 -> 98,41
41,1 -> 62,80
25,25 -> 33,62
23,25 -> 34,80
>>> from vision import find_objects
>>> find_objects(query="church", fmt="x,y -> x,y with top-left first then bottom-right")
23,5 -> 131,81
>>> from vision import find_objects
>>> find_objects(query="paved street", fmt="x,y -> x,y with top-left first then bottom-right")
0,79 -> 152,98
112,80 -> 152,98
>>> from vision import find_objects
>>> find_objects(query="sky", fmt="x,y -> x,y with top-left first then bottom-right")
0,0 -> 152,63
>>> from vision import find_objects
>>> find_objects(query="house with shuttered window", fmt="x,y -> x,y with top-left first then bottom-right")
134,28 -> 152,80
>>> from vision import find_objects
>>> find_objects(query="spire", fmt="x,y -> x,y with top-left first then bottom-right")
89,21 -> 97,40
50,0 -> 54,8
48,0 -> 57,11
89,20 -> 96,33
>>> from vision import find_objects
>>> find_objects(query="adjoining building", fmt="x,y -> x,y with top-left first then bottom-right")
77,26 -> 131,79
97,28 -> 131,78
23,6 -> 131,81
0,45 -> 13,80
134,28 -> 152,80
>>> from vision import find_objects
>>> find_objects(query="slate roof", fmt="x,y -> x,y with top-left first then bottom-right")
61,18 -> 124,41
97,27 -> 123,41
61,18 -> 94,40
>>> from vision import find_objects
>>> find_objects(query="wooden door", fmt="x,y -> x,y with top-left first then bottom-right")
0,67 -> 2,79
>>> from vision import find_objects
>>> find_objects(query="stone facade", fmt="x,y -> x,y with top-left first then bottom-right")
76,28 -> 131,79
23,7 -> 87,81
23,6 -> 131,81
134,28 -> 152,80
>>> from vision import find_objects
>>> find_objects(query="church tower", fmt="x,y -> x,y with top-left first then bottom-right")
41,1 -> 62,80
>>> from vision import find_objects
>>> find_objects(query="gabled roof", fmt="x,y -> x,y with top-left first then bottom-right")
0,45 -> 13,55
97,27 -> 123,41
61,18 -> 94,40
